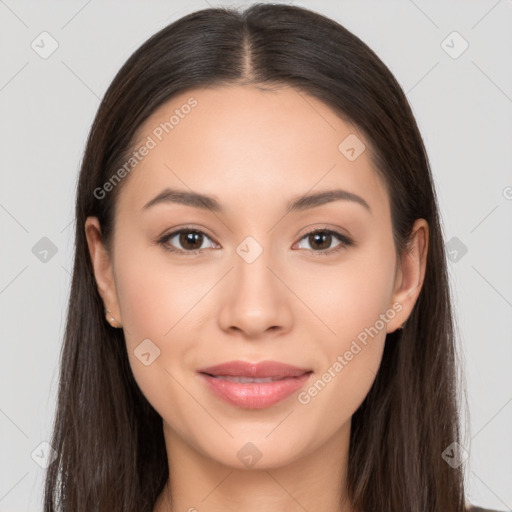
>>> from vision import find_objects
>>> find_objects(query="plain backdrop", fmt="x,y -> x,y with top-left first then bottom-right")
0,1 -> 511,510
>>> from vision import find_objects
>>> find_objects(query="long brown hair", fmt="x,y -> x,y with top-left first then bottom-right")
44,4 -> 467,511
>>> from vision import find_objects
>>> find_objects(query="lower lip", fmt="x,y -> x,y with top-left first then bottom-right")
199,372 -> 312,409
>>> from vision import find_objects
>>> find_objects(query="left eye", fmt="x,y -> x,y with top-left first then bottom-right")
295,229 -> 352,253
158,228 -> 353,255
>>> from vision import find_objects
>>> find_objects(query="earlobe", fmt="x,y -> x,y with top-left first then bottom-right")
388,219 -> 429,333
84,217 -> 122,326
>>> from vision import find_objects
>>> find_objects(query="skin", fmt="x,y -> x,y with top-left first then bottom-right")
85,85 -> 428,512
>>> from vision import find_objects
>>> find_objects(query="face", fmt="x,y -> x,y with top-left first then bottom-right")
86,85 -> 427,470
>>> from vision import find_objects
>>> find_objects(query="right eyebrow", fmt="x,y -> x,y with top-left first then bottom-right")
143,188 -> 223,212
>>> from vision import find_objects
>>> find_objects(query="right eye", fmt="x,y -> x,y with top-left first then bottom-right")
157,228 -> 218,255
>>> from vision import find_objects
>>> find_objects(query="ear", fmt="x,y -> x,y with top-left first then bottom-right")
387,218 -> 429,333
84,216 -> 122,326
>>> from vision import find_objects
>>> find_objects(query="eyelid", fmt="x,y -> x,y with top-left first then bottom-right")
297,224 -> 352,242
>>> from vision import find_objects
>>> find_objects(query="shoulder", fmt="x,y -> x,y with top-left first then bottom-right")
467,506 -> 506,512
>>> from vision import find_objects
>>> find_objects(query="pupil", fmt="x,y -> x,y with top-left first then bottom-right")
180,231 -> 202,250
311,232 -> 331,250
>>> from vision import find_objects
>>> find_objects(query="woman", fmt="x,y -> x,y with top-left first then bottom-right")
43,4 -> 499,511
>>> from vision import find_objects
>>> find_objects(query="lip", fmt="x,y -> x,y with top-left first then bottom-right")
197,360 -> 313,409
198,360 -> 311,378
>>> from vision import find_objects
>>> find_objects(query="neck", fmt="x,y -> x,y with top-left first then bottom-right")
154,420 -> 355,512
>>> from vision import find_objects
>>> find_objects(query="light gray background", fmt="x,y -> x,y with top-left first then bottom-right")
1,1 -> 511,510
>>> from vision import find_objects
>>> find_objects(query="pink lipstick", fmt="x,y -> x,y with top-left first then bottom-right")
198,360 -> 312,409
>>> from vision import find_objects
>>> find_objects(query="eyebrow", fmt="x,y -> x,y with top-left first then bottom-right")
142,187 -> 371,214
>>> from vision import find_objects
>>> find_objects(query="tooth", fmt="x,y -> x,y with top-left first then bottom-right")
214,376 -> 282,383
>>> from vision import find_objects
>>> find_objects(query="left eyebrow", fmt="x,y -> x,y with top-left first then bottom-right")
285,189 -> 371,215
142,187 -> 371,214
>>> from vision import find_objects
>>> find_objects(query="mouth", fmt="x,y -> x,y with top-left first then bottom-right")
197,360 -> 313,409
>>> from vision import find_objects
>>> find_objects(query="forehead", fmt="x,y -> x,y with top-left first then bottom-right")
117,85 -> 390,219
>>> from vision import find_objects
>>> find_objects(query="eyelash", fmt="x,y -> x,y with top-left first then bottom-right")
156,226 -> 354,257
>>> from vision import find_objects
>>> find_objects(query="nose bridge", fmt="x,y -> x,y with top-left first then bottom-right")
233,235 -> 280,310
217,235 -> 293,336
235,237 -> 274,294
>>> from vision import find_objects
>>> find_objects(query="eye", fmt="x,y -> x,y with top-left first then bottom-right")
157,228 -> 218,255
294,228 -> 353,255
157,226 -> 353,256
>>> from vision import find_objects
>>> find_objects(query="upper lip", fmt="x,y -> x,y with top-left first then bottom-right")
198,360 -> 312,378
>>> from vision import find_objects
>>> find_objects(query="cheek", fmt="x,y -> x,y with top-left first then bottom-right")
293,256 -> 393,436
112,246 -> 220,423
113,256 -> 198,429
113,244 -> 217,342
290,241 -> 396,344
290,239 -> 395,405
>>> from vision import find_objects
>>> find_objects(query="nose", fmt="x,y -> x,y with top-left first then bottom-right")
217,247 -> 294,339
